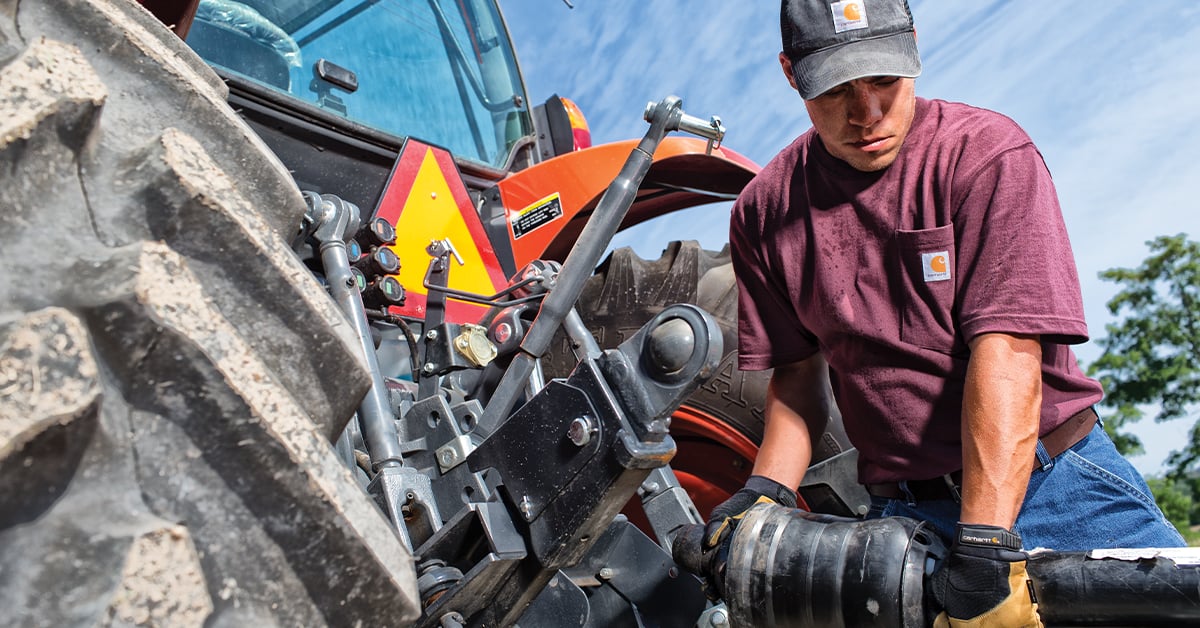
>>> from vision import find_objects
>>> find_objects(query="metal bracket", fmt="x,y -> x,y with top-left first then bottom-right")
698,603 -> 731,627
435,434 -> 476,473
639,466 -> 703,549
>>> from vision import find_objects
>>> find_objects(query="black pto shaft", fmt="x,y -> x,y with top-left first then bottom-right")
673,503 -> 1200,627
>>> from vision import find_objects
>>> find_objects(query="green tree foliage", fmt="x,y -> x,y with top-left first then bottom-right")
1089,234 -> 1200,479
1146,476 -> 1199,544
1147,477 -> 1192,529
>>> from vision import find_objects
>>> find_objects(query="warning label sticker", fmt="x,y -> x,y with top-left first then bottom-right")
512,193 -> 563,239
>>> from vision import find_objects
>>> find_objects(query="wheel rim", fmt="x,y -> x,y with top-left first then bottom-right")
669,405 -> 759,519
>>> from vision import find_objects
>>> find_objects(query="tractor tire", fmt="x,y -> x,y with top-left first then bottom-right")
0,1 -> 419,625
544,241 -> 852,517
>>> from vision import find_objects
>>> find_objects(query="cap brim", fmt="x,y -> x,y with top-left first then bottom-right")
792,31 -> 921,100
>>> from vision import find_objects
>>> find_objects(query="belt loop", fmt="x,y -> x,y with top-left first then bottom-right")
898,480 -> 917,506
942,474 -> 962,503
1035,439 -> 1054,472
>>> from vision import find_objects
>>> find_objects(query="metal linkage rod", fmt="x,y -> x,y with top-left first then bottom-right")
309,193 -> 405,469
476,96 -> 720,436
306,192 -> 418,549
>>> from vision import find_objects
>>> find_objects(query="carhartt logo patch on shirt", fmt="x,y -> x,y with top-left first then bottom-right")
922,251 -> 951,282
830,1 -> 869,33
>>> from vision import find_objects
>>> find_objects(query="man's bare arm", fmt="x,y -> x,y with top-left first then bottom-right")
752,354 -> 835,490
960,332 -> 1043,528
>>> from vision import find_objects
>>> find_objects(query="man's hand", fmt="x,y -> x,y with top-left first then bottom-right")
703,475 -> 798,549
932,523 -> 1043,628
700,475 -> 797,599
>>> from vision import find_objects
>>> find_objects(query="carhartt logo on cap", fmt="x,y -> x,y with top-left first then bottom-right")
922,251 -> 951,282
830,1 -> 869,33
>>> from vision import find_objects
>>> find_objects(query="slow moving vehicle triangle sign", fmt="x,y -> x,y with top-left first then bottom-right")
374,139 -> 509,323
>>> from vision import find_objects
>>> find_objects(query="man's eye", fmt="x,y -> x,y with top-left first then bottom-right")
873,77 -> 900,87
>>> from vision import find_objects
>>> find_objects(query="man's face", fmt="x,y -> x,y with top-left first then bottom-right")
780,54 -> 917,172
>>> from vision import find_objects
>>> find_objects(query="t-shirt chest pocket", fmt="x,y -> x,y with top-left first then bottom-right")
895,224 -> 958,352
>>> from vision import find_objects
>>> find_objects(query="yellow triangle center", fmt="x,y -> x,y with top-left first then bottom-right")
389,148 -> 499,298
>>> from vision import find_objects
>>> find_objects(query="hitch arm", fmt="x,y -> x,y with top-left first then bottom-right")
475,96 -> 724,435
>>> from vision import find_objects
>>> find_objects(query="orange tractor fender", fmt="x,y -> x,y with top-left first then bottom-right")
379,136 -> 759,323
499,136 -> 760,266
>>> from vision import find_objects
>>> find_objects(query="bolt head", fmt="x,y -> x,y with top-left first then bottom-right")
518,495 -> 535,520
426,329 -> 439,340
422,363 -> 436,374
567,416 -> 593,446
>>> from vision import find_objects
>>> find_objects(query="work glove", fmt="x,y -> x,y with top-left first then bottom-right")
931,523 -> 1043,628
700,475 -> 797,599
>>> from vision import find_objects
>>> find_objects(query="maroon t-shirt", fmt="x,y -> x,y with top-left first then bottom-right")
731,97 -> 1104,484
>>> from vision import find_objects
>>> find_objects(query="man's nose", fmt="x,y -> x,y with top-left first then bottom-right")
847,87 -> 883,128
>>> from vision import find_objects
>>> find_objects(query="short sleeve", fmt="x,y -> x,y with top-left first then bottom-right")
730,194 -> 820,371
952,145 -> 1089,345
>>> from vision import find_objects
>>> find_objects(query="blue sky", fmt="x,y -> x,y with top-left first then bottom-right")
502,1 -> 1200,475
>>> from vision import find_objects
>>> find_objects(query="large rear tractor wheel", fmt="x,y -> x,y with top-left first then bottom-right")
545,241 -> 854,518
0,1 -> 418,624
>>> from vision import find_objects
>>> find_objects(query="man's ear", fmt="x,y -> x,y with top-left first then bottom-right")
778,52 -> 799,92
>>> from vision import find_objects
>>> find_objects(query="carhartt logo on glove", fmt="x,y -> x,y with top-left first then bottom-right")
830,1 -> 868,33
933,524 -> 1043,628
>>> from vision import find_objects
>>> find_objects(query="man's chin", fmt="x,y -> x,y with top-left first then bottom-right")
844,152 -> 899,172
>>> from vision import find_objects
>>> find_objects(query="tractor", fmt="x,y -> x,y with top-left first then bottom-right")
4,1 -> 1197,626
0,0 -> 862,625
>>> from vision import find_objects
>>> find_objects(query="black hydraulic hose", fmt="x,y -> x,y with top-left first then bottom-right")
365,309 -> 422,379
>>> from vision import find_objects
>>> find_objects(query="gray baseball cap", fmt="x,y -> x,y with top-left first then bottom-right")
781,0 -> 921,100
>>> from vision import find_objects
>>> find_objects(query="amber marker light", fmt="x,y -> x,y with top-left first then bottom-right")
560,97 -> 592,150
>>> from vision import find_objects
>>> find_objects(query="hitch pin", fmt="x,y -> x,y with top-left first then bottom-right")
704,116 -> 725,155
672,108 -> 725,155
430,238 -> 466,266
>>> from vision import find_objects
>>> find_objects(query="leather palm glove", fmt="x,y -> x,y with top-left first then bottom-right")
931,523 -> 1043,628
700,475 -> 797,599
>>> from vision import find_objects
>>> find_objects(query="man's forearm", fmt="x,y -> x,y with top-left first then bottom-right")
960,333 -> 1043,528
751,355 -> 833,490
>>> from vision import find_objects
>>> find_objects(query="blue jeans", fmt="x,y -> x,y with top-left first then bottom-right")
865,422 -> 1186,550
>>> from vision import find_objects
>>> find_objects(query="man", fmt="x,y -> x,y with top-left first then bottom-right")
707,0 -> 1185,624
